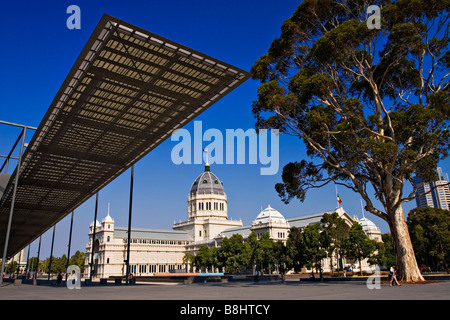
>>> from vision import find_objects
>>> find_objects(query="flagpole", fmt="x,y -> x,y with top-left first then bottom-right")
335,185 -> 339,208
360,199 -> 365,218
203,148 -> 208,164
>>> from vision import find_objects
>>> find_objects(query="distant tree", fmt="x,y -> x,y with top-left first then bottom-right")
344,222 -> 377,275
255,233 -> 276,274
286,226 -> 306,272
251,0 -> 449,282
51,255 -> 67,274
272,240 -> 291,282
6,261 -> 18,275
217,234 -> 250,273
302,223 -> 327,277
69,251 -> 86,273
194,245 -> 214,273
407,207 -> 450,273
321,212 -> 348,274
183,252 -> 195,272
26,257 -> 39,273
367,238 -> 387,268
247,231 -> 259,273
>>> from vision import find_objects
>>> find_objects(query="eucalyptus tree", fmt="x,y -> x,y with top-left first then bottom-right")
251,0 -> 449,282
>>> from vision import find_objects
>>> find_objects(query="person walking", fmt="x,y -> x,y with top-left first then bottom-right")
389,266 -> 401,286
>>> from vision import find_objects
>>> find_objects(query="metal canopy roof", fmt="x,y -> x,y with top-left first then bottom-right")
0,14 -> 249,257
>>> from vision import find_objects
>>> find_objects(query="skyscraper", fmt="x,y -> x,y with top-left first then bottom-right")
414,167 -> 450,210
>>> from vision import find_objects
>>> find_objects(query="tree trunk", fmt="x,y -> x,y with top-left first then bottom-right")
388,205 -> 425,282
359,259 -> 363,276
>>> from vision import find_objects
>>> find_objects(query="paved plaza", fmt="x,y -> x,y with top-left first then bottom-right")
0,279 -> 447,318
0,279 -> 448,300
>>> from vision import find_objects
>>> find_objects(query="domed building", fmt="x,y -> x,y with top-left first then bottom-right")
173,163 -> 242,242
85,165 -> 383,279
251,205 -> 290,241
85,164 -> 242,278
354,216 -> 382,242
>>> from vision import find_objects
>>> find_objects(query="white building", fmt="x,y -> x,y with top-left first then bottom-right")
85,164 -> 382,278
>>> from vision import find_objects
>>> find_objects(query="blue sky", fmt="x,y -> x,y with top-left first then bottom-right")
0,0 -> 448,259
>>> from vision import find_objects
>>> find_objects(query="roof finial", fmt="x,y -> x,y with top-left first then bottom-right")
203,148 -> 210,171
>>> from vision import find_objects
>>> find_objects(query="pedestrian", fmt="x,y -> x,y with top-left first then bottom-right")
56,272 -> 63,286
389,266 -> 400,286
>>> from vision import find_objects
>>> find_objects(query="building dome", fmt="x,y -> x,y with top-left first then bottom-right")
190,164 -> 225,195
103,213 -> 114,223
358,217 -> 379,232
254,205 -> 287,224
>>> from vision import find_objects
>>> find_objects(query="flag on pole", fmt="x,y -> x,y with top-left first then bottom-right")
337,194 -> 342,205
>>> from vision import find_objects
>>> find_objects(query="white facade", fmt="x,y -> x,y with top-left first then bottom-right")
84,165 -> 382,278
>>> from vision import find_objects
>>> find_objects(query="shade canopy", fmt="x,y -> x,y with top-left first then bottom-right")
0,14 -> 249,257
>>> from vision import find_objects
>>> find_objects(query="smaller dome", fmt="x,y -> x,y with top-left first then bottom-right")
90,220 -> 100,227
358,217 -> 379,232
254,205 -> 287,224
103,213 -> 113,223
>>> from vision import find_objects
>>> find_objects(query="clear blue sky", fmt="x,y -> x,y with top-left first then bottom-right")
1,0 -> 448,259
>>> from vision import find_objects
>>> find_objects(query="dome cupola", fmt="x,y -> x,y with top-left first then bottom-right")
254,205 -> 287,224
189,163 -> 225,195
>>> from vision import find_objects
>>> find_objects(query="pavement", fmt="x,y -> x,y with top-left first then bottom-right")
0,278 -> 447,318
0,278 -> 448,300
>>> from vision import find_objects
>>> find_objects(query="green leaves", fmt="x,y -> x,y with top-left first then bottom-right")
251,0 -> 449,212
407,207 -> 450,272
343,222 -> 377,275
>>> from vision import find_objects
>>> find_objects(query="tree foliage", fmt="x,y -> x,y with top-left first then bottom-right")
407,207 -> 450,272
321,212 -> 348,272
187,213 -> 384,276
344,222 -> 377,275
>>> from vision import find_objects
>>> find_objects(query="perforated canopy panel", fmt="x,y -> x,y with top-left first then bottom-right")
0,14 -> 249,257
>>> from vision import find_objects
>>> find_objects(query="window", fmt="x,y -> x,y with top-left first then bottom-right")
139,265 -> 147,273
107,236 -> 110,242
199,230 -> 202,237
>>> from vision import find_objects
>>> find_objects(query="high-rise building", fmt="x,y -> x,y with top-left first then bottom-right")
414,167 -> 450,210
